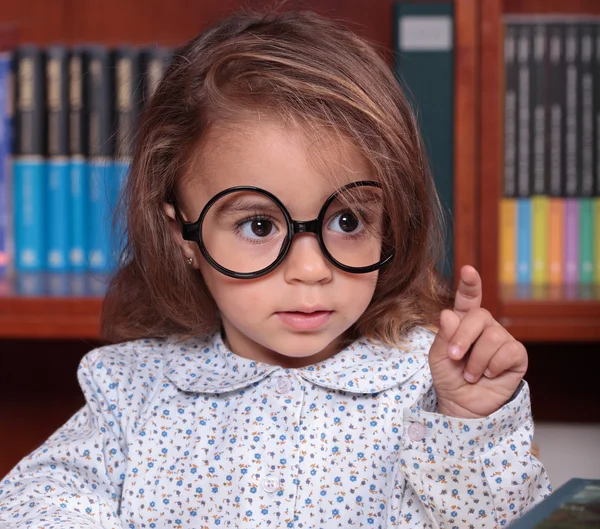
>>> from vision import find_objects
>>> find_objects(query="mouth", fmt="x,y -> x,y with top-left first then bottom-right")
275,309 -> 333,331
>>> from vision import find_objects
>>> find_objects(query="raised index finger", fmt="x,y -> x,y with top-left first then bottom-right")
454,265 -> 483,318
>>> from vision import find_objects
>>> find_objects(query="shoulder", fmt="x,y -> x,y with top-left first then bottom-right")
77,337 -> 172,414
81,337 -> 169,379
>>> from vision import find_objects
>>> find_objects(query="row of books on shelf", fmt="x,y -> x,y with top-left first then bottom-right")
500,16 -> 600,287
0,43 -> 174,279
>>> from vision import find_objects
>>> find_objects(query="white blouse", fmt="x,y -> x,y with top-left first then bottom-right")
0,326 -> 550,528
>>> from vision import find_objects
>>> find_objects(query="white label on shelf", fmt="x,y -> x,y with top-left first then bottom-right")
398,16 -> 453,52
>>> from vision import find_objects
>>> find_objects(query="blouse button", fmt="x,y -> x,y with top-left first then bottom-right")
407,422 -> 426,441
261,474 -> 281,493
275,376 -> 292,394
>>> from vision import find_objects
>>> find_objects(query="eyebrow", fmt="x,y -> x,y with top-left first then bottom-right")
212,197 -> 283,218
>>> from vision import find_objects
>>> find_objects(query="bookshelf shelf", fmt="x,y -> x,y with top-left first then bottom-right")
499,285 -> 600,341
0,295 -> 103,339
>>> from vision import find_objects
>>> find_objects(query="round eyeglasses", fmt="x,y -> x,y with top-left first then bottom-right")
172,180 -> 394,279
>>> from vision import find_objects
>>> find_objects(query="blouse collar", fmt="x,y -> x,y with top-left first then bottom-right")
164,326 -> 434,395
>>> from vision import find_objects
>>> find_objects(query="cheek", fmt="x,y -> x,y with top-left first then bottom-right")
339,271 -> 379,312
198,261 -> 270,314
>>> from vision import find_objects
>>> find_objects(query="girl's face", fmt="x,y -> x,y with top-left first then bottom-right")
167,117 -> 379,367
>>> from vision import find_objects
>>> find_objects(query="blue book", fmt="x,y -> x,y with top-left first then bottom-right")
86,46 -> 116,273
0,52 -> 10,276
13,45 -> 46,272
46,46 -> 70,272
68,47 -> 88,272
517,198 -> 532,283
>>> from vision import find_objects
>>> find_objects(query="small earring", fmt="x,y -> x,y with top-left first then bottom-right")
186,257 -> 193,266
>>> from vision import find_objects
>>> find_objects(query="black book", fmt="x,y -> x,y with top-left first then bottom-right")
504,23 -> 518,198
547,23 -> 565,198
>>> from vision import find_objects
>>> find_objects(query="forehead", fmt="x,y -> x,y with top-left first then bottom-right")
182,116 -> 371,215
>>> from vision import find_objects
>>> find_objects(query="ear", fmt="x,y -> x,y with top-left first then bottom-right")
163,202 -> 196,257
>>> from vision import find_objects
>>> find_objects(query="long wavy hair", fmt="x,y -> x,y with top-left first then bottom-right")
101,8 -> 452,344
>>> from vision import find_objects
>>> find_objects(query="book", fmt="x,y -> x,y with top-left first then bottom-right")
564,23 -> 580,284
516,23 -> 532,284
579,23 -> 595,285
86,45 -> 116,274
68,46 -> 88,273
531,23 -> 549,286
12,45 -> 46,272
547,23 -> 565,286
510,478 -> 600,528
0,51 -> 10,276
393,2 -> 454,280
45,45 -> 70,273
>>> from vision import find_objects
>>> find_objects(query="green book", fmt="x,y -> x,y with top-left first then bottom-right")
393,2 -> 454,280
580,198 -> 594,284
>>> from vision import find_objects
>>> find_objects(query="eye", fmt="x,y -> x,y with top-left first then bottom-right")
238,217 -> 277,239
327,210 -> 362,234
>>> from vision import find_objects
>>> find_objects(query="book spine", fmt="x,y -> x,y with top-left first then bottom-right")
0,52 -> 10,275
46,45 -> 70,273
114,46 -> 140,196
531,23 -> 548,285
393,1 -> 454,279
500,199 -> 517,285
12,46 -> 46,272
141,45 -> 172,104
501,23 -> 518,285
69,47 -> 88,272
580,23 -> 595,284
516,23 -> 532,284
87,46 -> 116,273
548,23 -> 565,285
564,23 -> 580,283
595,22 -> 600,285
549,198 -> 564,285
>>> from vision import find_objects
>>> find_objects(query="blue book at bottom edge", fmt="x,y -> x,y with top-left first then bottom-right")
88,159 -> 118,273
517,198 -> 532,284
510,478 -> 600,528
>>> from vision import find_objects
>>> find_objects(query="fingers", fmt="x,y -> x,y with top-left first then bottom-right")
482,340 -> 528,379
453,265 -> 483,318
437,308 -> 461,344
446,307 -> 497,360
462,328 -> 527,383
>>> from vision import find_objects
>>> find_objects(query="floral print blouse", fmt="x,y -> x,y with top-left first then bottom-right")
0,326 -> 550,528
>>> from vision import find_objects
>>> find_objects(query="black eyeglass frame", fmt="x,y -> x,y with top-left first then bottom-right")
172,180 -> 394,279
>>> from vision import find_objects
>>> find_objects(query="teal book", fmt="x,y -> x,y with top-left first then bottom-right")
509,478 -> 599,528
393,2 -> 454,279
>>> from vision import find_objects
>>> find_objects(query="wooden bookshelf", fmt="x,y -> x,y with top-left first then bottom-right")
479,0 -> 600,343
0,0 -> 597,342
0,0 -> 598,486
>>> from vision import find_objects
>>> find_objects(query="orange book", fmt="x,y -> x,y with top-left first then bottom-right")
499,198 -> 516,284
548,198 -> 564,285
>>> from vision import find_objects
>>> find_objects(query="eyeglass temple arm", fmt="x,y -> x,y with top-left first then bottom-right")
170,201 -> 200,241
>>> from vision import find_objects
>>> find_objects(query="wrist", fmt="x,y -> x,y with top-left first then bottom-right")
437,399 -> 486,419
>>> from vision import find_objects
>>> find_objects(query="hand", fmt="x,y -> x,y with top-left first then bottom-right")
428,265 -> 528,418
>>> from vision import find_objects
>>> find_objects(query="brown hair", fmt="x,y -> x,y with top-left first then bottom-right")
101,8 -> 452,345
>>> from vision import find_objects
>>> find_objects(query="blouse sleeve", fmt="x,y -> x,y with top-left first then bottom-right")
0,349 -> 130,529
393,381 -> 552,528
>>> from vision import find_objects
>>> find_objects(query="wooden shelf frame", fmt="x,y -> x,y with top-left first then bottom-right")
0,0 -> 598,342
478,0 -> 600,342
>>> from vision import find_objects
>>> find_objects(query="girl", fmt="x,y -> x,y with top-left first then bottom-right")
0,9 -> 550,528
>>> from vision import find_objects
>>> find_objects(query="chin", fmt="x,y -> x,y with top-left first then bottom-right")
264,329 -> 346,359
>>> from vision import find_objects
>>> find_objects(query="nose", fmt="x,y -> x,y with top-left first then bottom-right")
282,234 -> 333,284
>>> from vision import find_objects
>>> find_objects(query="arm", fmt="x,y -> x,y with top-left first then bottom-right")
397,381 -> 551,528
0,350 -> 128,529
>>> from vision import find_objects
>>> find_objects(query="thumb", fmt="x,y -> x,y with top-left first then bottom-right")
429,309 -> 461,362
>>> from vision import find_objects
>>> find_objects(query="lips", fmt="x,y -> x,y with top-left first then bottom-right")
275,309 -> 333,331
